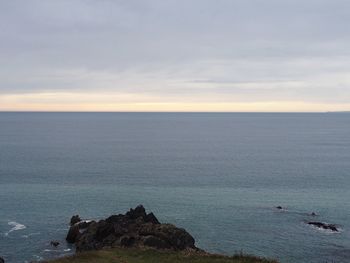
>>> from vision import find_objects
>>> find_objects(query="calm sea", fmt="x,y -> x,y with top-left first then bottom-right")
0,112 -> 349,263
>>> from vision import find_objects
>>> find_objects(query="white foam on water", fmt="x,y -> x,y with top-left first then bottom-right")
22,232 -> 40,238
307,224 -> 343,234
44,248 -> 71,253
55,227 -> 69,232
33,255 -> 43,261
4,221 -> 26,236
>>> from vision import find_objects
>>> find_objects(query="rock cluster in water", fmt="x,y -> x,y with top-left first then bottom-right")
307,222 -> 338,232
275,206 -> 339,232
66,205 -> 197,252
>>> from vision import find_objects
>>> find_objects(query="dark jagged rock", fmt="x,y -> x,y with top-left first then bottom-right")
145,212 -> 160,224
143,235 -> 170,249
307,222 -> 338,232
50,241 -> 60,247
66,225 -> 80,243
126,205 -> 147,219
120,235 -> 136,247
310,212 -> 317,216
68,205 -> 197,252
77,220 -> 92,229
0,257 -> 4,263
276,206 -> 283,210
95,220 -> 114,241
106,214 -> 124,224
139,223 -> 195,250
66,219 -> 93,243
70,215 -> 81,226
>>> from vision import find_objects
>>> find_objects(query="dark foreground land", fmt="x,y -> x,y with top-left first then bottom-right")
48,248 -> 277,263
4,205 -> 276,263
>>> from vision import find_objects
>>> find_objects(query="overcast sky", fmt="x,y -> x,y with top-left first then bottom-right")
1,0 -> 350,111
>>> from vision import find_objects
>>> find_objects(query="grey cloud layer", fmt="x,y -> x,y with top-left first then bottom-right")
1,0 -> 350,103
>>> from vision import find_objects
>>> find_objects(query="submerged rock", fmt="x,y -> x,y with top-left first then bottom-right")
276,206 -> 283,210
307,222 -> 338,232
50,241 -> 60,247
67,205 -> 197,252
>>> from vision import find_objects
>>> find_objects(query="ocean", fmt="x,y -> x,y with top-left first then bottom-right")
0,112 -> 349,263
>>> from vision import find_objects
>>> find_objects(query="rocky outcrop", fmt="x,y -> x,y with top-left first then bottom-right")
66,224 -> 80,243
0,257 -> 4,263
70,215 -> 81,226
66,205 -> 196,252
307,222 -> 338,232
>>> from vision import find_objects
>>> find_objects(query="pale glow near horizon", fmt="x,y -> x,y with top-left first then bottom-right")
1,92 -> 349,112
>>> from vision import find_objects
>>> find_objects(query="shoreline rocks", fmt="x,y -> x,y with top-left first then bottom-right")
70,215 -> 81,226
273,206 -> 340,233
0,257 -> 4,263
66,205 -> 197,252
66,224 -> 80,243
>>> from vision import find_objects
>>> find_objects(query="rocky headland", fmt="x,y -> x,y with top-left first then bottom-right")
66,205 -> 197,252
0,205 -> 278,263
0,205 -> 339,263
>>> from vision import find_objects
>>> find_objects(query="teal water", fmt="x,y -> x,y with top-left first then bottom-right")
0,112 -> 349,263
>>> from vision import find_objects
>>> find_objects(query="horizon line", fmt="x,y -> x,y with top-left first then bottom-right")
0,111 -> 348,113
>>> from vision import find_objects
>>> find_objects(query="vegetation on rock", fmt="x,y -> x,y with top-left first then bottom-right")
48,248 -> 278,263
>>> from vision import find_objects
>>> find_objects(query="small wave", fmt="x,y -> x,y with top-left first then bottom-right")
43,249 -> 60,253
44,248 -> 71,253
32,255 -> 43,261
4,221 -> 26,236
22,232 -> 40,238
306,223 -> 342,234
276,208 -> 287,212
55,227 -> 69,232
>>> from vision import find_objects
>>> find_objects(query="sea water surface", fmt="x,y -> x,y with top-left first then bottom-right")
0,112 -> 349,263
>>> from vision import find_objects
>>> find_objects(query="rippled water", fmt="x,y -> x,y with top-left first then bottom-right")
0,112 -> 349,263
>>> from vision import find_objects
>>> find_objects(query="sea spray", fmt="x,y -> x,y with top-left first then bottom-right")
4,221 -> 26,236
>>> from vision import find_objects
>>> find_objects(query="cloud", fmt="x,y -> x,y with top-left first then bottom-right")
0,0 -> 350,111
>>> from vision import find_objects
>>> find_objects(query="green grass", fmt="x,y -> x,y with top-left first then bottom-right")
48,248 -> 278,263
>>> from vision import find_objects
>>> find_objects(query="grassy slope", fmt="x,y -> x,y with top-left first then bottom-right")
49,248 -> 278,263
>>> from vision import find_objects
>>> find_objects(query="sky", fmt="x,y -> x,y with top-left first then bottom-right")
1,0 -> 350,112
